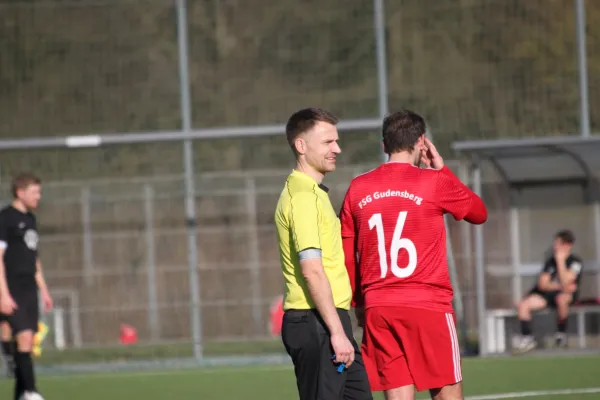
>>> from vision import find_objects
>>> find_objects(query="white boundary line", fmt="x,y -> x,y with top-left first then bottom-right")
463,387 -> 600,400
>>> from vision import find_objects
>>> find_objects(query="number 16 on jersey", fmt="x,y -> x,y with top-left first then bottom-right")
368,211 -> 417,279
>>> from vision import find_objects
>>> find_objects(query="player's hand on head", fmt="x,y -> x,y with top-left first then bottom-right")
423,137 -> 444,170
554,245 -> 569,262
420,148 -> 432,169
330,332 -> 355,367
0,294 -> 17,315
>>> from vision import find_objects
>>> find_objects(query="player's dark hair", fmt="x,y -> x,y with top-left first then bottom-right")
286,108 -> 339,156
555,229 -> 575,244
11,173 -> 41,198
382,110 -> 426,154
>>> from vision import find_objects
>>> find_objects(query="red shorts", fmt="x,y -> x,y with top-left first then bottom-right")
361,306 -> 462,392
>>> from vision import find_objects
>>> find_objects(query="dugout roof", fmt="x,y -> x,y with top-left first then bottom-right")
451,135 -> 600,190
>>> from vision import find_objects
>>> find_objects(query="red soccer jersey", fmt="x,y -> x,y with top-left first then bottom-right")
339,162 -> 482,313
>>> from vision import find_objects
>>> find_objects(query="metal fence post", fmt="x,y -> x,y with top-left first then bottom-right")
81,186 -> 93,286
373,0 -> 388,162
509,208 -> 522,306
575,0 -> 590,138
144,183 -> 160,341
472,163 -> 487,356
458,162 -> 475,334
445,214 -> 468,353
245,177 -> 263,334
176,0 -> 203,360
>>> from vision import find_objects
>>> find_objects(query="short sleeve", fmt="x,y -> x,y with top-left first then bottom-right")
339,188 -> 355,239
435,167 -> 473,221
569,258 -> 583,276
289,192 -> 322,252
0,212 -> 8,250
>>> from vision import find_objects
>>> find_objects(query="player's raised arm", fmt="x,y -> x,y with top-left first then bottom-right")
422,137 -> 487,224
537,259 -> 562,291
437,166 -> 487,224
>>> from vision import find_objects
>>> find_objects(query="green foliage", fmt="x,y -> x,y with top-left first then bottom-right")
0,0 -> 598,177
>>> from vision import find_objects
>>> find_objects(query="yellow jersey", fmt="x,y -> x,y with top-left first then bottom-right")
274,169 -> 351,311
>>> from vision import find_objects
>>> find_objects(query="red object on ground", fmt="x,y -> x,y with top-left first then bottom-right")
269,295 -> 284,336
120,323 -> 139,345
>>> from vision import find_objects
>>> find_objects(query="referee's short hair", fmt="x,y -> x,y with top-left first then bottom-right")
11,173 -> 41,198
286,107 -> 339,156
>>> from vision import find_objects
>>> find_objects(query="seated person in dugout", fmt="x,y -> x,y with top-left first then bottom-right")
514,230 -> 583,353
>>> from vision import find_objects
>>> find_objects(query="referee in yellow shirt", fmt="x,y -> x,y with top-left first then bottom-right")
274,108 -> 372,400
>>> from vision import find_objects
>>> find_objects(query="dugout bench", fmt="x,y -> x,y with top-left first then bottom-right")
484,262 -> 600,354
485,304 -> 600,354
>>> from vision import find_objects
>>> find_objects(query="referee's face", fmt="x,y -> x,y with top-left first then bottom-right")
18,183 -> 42,210
304,121 -> 341,174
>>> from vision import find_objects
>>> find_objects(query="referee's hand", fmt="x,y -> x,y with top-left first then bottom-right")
331,332 -> 355,368
0,294 -> 17,315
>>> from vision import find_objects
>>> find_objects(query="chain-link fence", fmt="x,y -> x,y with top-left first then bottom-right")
0,0 -> 598,367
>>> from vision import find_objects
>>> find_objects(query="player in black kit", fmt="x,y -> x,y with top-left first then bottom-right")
514,230 -> 583,353
0,173 -> 53,400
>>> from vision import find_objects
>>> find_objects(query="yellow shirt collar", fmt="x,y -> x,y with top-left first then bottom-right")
290,169 -> 330,192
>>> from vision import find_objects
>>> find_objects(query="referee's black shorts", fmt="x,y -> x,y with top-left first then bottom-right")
282,307 -> 372,400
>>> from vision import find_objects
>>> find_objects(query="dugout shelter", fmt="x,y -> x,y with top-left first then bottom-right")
452,134 -> 600,355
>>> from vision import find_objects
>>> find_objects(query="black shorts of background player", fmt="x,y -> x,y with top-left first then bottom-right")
515,230 -> 583,353
0,173 -> 53,400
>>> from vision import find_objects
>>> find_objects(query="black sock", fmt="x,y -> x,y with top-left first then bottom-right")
14,364 -> 24,400
15,351 -> 36,392
558,318 -> 567,334
1,340 -> 14,362
11,341 -> 18,359
520,320 -> 532,336
1,340 -> 15,375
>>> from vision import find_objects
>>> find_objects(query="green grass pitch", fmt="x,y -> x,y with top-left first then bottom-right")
1,354 -> 599,399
